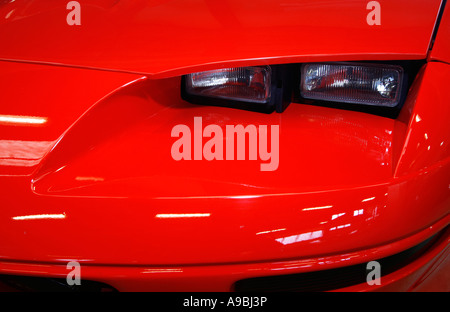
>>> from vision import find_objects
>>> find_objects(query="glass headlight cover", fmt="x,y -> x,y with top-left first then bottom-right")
185,66 -> 272,103
300,63 -> 404,107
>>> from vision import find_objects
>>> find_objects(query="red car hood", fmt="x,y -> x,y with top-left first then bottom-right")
0,0 -> 443,77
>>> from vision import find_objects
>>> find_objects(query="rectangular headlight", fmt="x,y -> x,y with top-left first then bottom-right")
185,66 -> 272,104
300,63 -> 404,107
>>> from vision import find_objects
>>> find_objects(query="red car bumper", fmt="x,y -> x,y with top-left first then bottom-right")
0,219 -> 448,292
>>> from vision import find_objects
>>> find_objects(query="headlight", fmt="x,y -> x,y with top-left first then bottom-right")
181,61 -> 412,115
300,62 -> 405,107
182,65 -> 292,113
185,66 -> 272,104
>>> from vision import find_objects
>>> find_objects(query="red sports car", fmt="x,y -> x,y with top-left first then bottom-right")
0,0 -> 448,292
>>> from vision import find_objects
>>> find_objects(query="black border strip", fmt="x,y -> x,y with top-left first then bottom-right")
233,227 -> 446,292
429,0 -> 447,51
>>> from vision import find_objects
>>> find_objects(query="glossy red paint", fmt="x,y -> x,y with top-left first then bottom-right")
0,220 -> 448,292
0,61 -> 143,176
0,0 -> 449,292
0,0 -> 443,77
0,59 -> 447,264
0,59 -> 449,289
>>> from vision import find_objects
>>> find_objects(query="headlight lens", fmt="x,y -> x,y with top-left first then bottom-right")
185,66 -> 272,103
300,63 -> 404,107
